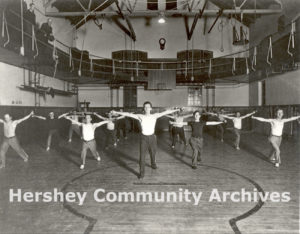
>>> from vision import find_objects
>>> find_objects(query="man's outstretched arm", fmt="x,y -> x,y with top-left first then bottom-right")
252,116 -> 272,123
94,120 -> 110,128
241,111 -> 257,119
64,116 -> 82,126
15,111 -> 34,124
155,108 -> 181,119
111,111 -> 140,121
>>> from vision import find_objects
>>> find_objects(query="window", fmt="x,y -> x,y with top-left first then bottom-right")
188,87 -> 202,106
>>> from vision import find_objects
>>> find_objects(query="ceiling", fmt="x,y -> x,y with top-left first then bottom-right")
49,0 -> 282,28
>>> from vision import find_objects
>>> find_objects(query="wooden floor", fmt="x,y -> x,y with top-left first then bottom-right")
0,130 -> 299,234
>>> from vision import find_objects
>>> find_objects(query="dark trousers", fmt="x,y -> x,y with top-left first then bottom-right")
47,129 -> 59,148
105,129 -> 116,146
81,139 -> 99,165
117,127 -> 127,139
68,124 -> 81,140
140,134 -> 157,176
189,137 -> 203,166
172,127 -> 186,146
216,123 -> 225,140
0,137 -> 28,167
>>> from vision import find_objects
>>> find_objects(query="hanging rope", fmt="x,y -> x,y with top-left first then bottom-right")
267,36 -> 273,66
232,57 -> 236,75
208,58 -> 212,78
32,25 -> 38,59
218,19 -> 224,52
191,34 -> 194,80
20,0 -> 24,56
52,40 -> 58,78
2,11 -> 10,47
245,57 -> 249,74
78,17 -> 87,76
287,21 -> 296,57
112,59 -> 115,75
251,46 -> 257,71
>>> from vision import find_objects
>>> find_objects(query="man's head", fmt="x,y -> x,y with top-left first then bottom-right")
236,112 -> 241,117
47,18 -> 52,26
29,3 -> 35,11
276,109 -> 284,119
85,115 -> 92,123
4,114 -> 12,122
143,101 -> 152,114
49,112 -> 54,119
193,111 -> 201,121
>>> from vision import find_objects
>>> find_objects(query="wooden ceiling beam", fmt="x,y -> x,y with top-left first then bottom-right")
45,9 -> 282,17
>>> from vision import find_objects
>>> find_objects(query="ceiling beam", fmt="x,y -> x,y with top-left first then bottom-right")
187,0 -> 207,40
76,0 -> 88,12
45,9 -> 282,17
88,0 -> 93,11
208,9 -> 223,33
113,0 -> 136,41
112,17 -> 136,41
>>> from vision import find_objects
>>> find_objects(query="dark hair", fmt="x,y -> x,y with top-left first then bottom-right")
193,110 -> 200,116
143,101 -> 152,108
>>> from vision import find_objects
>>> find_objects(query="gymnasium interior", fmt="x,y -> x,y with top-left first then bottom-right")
0,0 -> 299,233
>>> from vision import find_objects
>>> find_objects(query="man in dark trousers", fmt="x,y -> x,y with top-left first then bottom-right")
112,102 -> 181,179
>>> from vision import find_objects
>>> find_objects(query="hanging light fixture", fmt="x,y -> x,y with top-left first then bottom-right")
158,12 -> 166,24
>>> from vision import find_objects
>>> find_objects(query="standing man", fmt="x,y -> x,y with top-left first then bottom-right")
179,111 -> 224,169
32,112 -> 65,151
64,114 -> 109,169
60,110 -> 84,143
0,111 -> 34,168
112,102 -> 181,179
94,112 -> 125,148
252,109 -> 300,167
207,109 -> 234,142
221,111 -> 256,150
167,112 -> 193,148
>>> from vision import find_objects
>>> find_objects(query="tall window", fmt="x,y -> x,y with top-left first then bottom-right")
188,87 -> 202,106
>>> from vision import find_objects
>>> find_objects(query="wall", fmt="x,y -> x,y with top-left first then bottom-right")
249,69 -> 300,106
202,84 -> 249,107
265,70 -> 300,105
78,84 -> 249,108
249,82 -> 261,106
78,86 -> 123,108
137,86 -> 188,107
0,62 -> 77,107
75,2 -> 249,59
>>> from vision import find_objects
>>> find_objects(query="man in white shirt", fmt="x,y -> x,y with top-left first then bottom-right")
221,111 -> 256,150
0,111 -> 33,168
112,102 -> 180,179
167,112 -> 192,148
64,114 -> 109,170
252,109 -> 300,167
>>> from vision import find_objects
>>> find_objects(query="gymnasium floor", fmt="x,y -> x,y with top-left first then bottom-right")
0,129 -> 299,234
